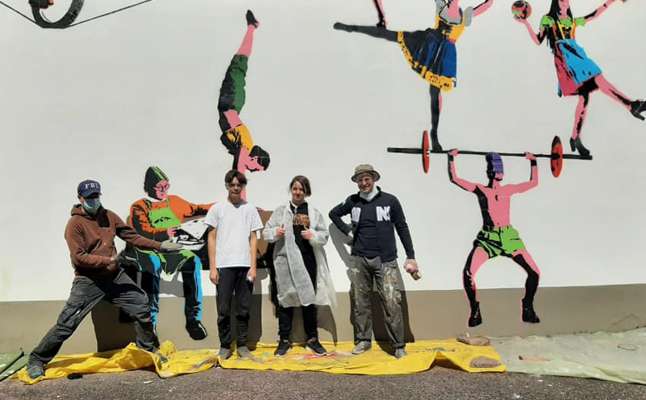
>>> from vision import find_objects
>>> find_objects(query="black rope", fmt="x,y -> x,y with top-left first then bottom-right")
0,1 -> 38,26
68,0 -> 152,28
0,0 -> 153,29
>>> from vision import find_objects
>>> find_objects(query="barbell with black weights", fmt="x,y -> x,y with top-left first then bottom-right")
387,130 -> 593,178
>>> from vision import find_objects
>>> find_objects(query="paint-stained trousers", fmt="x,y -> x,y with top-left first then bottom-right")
29,270 -> 159,365
349,256 -> 405,349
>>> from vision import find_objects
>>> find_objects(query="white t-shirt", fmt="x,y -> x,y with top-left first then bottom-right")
204,200 -> 263,268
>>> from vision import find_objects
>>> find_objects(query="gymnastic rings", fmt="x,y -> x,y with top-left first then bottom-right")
30,0 -> 84,29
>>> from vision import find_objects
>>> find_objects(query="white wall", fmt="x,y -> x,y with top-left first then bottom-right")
1,0 -> 645,301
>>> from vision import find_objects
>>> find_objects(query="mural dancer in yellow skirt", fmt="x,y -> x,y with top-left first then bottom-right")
334,0 -> 494,151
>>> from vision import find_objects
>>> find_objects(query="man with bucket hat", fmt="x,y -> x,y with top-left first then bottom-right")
25,179 -> 182,380
329,164 -> 419,359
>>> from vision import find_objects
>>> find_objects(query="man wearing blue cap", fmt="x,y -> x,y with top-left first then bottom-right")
448,151 -> 541,327
25,179 -> 182,380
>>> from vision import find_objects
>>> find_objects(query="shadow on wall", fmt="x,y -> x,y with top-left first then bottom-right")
329,223 -> 415,349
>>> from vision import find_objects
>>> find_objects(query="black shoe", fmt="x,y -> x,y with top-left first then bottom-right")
246,10 -> 259,28
630,100 -> 646,121
26,360 -> 45,380
468,302 -> 482,327
376,19 -> 387,28
522,301 -> 540,323
569,137 -> 590,157
430,131 -> 443,152
186,320 -> 208,340
274,339 -> 291,356
333,22 -> 354,32
305,338 -> 327,356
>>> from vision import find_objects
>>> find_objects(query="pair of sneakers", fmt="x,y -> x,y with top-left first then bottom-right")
274,338 -> 327,357
352,341 -> 407,359
218,346 -> 253,360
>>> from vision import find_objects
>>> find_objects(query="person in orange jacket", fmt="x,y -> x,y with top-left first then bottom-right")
128,166 -> 213,340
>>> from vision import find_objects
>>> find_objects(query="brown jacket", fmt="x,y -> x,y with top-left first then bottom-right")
65,204 -> 161,278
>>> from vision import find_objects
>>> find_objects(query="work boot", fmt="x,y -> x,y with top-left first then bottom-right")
218,347 -> 232,360
26,360 -> 45,380
237,346 -> 253,359
393,348 -> 407,359
274,339 -> 291,356
305,338 -> 327,356
468,302 -> 482,327
522,300 -> 540,324
246,10 -> 259,28
630,100 -> 646,121
351,341 -> 372,355
186,320 -> 208,340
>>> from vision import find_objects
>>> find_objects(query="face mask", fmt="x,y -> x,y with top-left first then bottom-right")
82,198 -> 101,215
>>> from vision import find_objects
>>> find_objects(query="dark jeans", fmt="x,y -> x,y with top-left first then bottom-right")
29,270 -> 159,365
277,304 -> 318,341
349,256 -> 405,349
216,267 -> 252,349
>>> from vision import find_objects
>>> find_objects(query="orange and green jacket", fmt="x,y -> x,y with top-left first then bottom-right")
128,195 -> 213,242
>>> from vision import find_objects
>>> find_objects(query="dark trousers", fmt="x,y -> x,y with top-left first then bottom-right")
216,267 -> 252,349
277,305 -> 318,341
29,270 -> 159,365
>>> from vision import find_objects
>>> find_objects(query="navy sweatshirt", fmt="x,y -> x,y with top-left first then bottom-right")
329,188 -> 415,262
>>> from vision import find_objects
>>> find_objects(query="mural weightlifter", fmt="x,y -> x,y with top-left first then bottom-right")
447,150 -> 541,327
217,10 -> 270,175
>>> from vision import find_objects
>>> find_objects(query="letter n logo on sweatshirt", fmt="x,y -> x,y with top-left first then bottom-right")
376,206 -> 391,222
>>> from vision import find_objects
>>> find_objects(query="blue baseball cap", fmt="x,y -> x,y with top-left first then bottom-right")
77,180 -> 102,197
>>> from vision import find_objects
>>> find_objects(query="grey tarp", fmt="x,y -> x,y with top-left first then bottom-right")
493,328 -> 646,384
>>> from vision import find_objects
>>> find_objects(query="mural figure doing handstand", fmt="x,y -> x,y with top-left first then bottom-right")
334,0 -> 494,151
515,0 -> 646,157
218,10 -> 270,175
448,150 -> 541,327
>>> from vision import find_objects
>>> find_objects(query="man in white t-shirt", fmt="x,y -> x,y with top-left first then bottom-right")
205,170 -> 263,360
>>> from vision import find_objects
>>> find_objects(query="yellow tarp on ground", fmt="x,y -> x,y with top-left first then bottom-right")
219,339 -> 505,375
17,339 -> 504,384
17,341 -> 218,384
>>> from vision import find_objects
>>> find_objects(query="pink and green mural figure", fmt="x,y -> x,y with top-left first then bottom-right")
334,0 -> 494,151
217,10 -> 270,176
514,0 -> 646,157
447,150 -> 541,328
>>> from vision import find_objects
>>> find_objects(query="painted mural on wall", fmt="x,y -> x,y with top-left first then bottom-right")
448,150 -> 541,327
217,10 -> 270,176
124,166 -> 212,340
333,0 -> 494,151
513,0 -> 646,156
4,1 -> 646,349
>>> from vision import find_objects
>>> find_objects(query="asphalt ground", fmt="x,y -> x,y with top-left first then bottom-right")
3,365 -> 646,400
